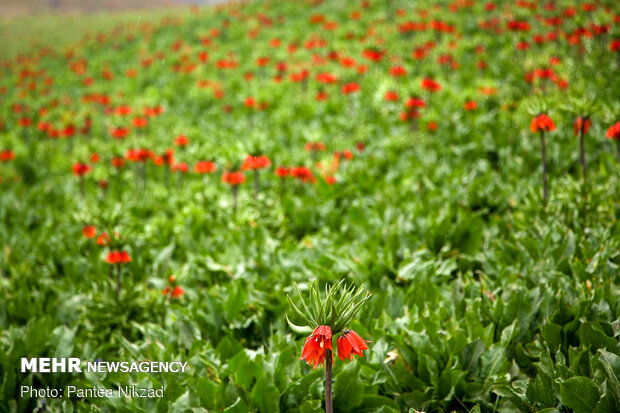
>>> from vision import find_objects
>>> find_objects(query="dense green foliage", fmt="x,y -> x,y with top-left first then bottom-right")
1,0 -> 619,412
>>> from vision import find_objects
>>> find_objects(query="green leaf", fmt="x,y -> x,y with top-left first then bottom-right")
286,314 -> 313,335
593,393 -> 616,413
334,362 -> 364,412
299,400 -> 322,413
598,350 -> 620,403
560,376 -> 601,413
469,405 -> 481,413
287,295 -> 316,327
252,374 -> 280,413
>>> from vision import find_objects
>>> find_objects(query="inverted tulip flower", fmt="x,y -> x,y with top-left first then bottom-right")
222,169 -> 245,215
242,154 -> 271,197
105,249 -> 131,296
300,325 -> 333,369
288,280 -> 371,413
573,116 -> 592,188
530,113 -> 555,202
162,275 -> 185,299
337,329 -> 369,361
73,162 -> 91,196
606,122 -> 620,166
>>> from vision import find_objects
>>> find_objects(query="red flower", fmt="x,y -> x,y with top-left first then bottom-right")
342,82 -> 360,95
530,114 -> 556,133
315,91 -> 329,101
337,330 -> 369,361
305,142 -> 326,152
389,65 -> 407,77
175,135 -> 189,146
114,105 -> 132,116
573,117 -> 591,136
18,117 -> 32,127
464,100 -> 477,111
362,49 -> 384,62
1,150 -> 15,162
421,78 -> 442,92
242,155 -> 271,170
110,127 -> 130,139
194,161 -> 216,174
300,325 -> 332,369
73,162 -> 91,176
316,72 -> 337,84
106,250 -> 131,264
244,97 -> 256,108
275,166 -> 290,177
405,97 -> 426,108
132,117 -> 148,128
606,122 -> 620,140
171,286 -> 185,298
111,157 -> 125,169
291,167 -> 316,183
384,91 -> 400,102
172,162 -> 188,173
97,232 -> 110,246
126,148 -> 154,162
82,225 -> 96,238
222,171 -> 245,185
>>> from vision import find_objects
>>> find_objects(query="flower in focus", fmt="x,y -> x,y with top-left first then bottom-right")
300,325 -> 332,369
337,330 -> 369,361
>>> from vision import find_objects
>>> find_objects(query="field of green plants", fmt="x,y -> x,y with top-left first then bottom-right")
1,0 -> 619,412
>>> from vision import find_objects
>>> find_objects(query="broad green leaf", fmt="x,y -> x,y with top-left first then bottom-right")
559,376 -> 601,413
252,374 -> 280,413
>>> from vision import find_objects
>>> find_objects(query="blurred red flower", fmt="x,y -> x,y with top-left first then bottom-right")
530,114 -> 556,133
73,162 -> 91,176
242,155 -> 271,170
194,161 -> 216,174
222,171 -> 245,185
175,135 -> 189,146
606,122 -> 620,140
573,117 -> 591,136
82,226 -> 96,238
